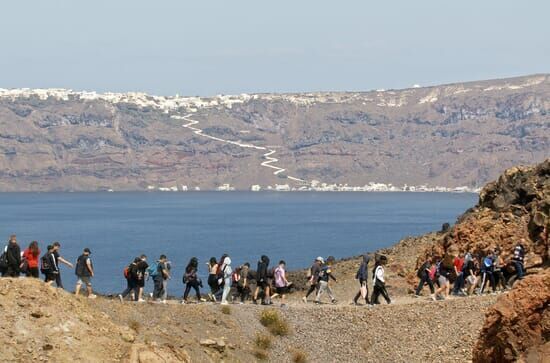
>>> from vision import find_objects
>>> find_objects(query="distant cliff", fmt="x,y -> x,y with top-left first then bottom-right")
0,74 -> 548,191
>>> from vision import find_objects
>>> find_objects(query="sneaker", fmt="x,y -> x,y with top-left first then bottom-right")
118,294 -> 123,303
161,300 -> 167,304
413,294 -> 420,298
430,294 -> 436,301
149,293 -> 153,298
239,302 -> 244,305
331,299 -> 337,304
302,297 -> 307,303
315,300 -> 320,305
221,301 -> 229,305
181,300 -> 186,305
88,294 -> 97,299
137,299 -> 146,303
200,298 -> 207,302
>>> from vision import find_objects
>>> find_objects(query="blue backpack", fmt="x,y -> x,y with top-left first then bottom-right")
147,261 -> 159,277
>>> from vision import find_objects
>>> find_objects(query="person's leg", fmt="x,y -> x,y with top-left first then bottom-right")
55,273 -> 63,289
415,274 -> 427,295
75,279 -> 82,295
183,283 -> 191,300
514,261 -> 524,279
221,280 -> 231,303
380,284 -> 391,304
305,284 -> 316,299
316,281 -> 326,302
427,278 -> 435,295
86,280 -> 94,297
327,284 -> 336,302
371,285 -> 380,304
193,281 -> 201,301
162,279 -> 168,301
489,272 -> 496,292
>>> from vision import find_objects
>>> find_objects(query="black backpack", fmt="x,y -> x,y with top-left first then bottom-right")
40,253 -> 52,274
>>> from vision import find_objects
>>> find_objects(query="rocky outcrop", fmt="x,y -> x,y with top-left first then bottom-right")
472,270 -> 550,362
418,159 -> 549,269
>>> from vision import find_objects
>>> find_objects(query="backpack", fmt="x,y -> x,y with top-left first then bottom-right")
123,266 -> 130,279
75,255 -> 88,276
417,263 -> 427,279
232,270 -> 241,284
0,246 -> 8,271
428,265 -> 437,281
147,261 -> 159,278
40,253 -> 52,274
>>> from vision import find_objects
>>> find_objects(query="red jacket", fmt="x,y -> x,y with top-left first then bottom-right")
23,248 -> 40,268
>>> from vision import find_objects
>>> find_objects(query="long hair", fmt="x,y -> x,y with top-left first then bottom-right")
186,257 -> 198,273
29,241 -> 39,256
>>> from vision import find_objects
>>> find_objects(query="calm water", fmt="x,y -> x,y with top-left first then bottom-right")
0,192 -> 476,294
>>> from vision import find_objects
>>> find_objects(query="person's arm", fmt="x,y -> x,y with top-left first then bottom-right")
58,256 -> 73,268
329,272 -> 337,282
163,265 -> 170,279
86,258 -> 94,277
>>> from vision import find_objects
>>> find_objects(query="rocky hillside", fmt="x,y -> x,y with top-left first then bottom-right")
417,158 -> 549,271
0,74 -> 549,191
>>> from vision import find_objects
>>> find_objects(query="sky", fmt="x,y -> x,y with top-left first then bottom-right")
1,1 -> 548,96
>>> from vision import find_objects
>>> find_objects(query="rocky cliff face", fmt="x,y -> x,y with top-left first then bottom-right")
0,74 -> 549,191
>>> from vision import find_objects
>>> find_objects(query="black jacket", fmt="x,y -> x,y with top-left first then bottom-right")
6,243 -> 21,270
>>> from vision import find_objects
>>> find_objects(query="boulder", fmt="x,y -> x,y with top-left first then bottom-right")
472,270 -> 550,363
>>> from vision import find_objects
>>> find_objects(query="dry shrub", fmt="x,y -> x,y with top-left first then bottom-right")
253,348 -> 269,360
291,349 -> 307,363
259,309 -> 280,327
128,320 -> 140,333
221,305 -> 231,315
255,333 -> 272,350
268,319 -> 289,336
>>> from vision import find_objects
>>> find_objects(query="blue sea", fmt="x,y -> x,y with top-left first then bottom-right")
0,192 -> 477,294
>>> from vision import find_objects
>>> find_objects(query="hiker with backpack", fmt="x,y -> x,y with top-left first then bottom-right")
371,255 -> 391,304
434,254 -> 453,300
220,256 -> 233,305
41,245 -> 59,285
512,242 -> 526,280
272,260 -> 291,307
74,248 -> 96,299
353,253 -> 371,305
118,257 -> 140,302
52,242 -> 73,288
315,256 -> 337,304
1,235 -> 21,277
22,241 -> 40,278
134,255 -> 148,302
206,257 -> 220,302
302,256 -> 323,303
234,262 -> 251,304
182,257 -> 205,304
414,257 -> 436,300
479,251 -> 496,294
253,255 -> 271,305
150,255 -> 170,303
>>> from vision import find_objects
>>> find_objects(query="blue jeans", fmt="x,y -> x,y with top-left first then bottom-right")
453,273 -> 464,294
514,261 -> 524,279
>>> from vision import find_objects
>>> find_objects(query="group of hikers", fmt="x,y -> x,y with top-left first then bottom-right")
1,233 -> 526,306
414,243 -> 526,301
0,235 -> 96,297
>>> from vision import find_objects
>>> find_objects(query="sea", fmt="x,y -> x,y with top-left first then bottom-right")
0,192 -> 477,294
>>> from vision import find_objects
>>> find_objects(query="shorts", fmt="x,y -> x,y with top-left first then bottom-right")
45,273 -> 57,282
136,279 -> 145,288
275,286 -> 288,295
466,275 -> 476,285
438,276 -> 449,287
77,276 -> 92,286
258,280 -> 269,289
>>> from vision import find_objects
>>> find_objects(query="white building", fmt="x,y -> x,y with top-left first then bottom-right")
251,185 -> 261,192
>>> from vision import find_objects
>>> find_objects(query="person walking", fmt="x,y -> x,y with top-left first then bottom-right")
135,255 -> 148,302
479,251 -> 496,294
315,257 -> 337,304
22,241 -> 41,278
493,247 -> 507,291
371,255 -> 391,304
253,255 -> 270,305
302,257 -> 323,303
414,257 -> 436,300
2,235 -> 21,277
235,262 -> 251,304
272,260 -> 291,307
182,257 -> 204,303
118,257 -> 139,302
74,248 -> 96,299
220,256 -> 232,305
512,242 -> 526,281
152,255 -> 170,303
452,252 -> 465,296
353,254 -> 371,305
207,257 -> 220,302
52,242 -> 73,288
41,245 -> 59,285
435,255 -> 452,300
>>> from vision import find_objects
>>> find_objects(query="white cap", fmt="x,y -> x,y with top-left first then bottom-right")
316,256 -> 324,263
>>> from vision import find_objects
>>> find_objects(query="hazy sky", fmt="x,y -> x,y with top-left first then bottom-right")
1,1 -> 548,95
